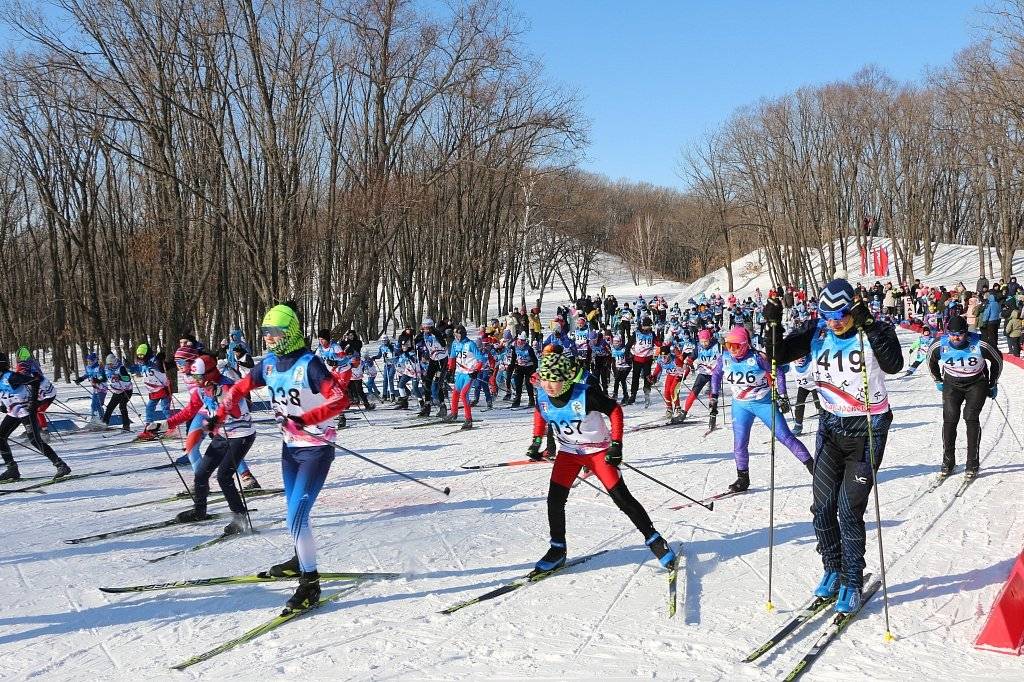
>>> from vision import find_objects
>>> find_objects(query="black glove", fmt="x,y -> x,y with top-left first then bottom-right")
604,440 -> 623,466
288,413 -> 307,427
525,436 -> 544,461
74,377 -> 83,385
779,396 -> 791,414
849,300 -> 873,329
764,298 -> 783,325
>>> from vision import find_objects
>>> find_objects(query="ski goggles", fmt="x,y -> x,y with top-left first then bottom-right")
261,325 -> 289,338
818,307 -> 849,321
946,331 -> 966,340
724,341 -> 747,355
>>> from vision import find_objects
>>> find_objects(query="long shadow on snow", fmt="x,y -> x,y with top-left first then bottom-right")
886,555 -> 1017,610
314,495 -> 544,526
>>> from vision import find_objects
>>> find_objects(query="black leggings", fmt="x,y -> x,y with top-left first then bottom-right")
513,366 -> 536,402
630,359 -> 653,397
193,433 -> 256,515
942,379 -> 987,470
612,369 -> 631,401
103,391 -> 133,429
547,479 -> 654,545
594,356 -> 611,391
0,412 -> 62,468
794,387 -> 821,423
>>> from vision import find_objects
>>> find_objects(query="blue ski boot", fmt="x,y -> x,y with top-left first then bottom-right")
535,541 -> 567,572
645,532 -> 677,568
814,570 -> 840,598
835,584 -> 862,613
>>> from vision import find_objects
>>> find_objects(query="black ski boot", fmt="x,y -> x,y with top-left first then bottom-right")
396,396 -> 409,410
176,508 -> 211,523
259,554 -> 300,579
534,542 -> 567,573
645,532 -> 677,568
284,571 -> 321,613
337,414 -> 347,429
417,401 -> 431,417
728,468 -> 750,493
0,463 -> 21,482
436,404 -> 449,419
460,419 -> 474,431
223,512 -> 248,536
52,460 -> 71,479
365,403 -> 376,411
510,399 -> 521,408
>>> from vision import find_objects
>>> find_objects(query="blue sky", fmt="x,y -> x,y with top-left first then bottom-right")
515,1 -> 982,188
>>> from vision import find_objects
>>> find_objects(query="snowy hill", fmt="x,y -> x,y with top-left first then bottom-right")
674,238 -> 1024,304
2,251 -> 1024,680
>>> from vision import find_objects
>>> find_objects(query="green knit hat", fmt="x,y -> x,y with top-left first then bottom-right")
538,352 -> 576,383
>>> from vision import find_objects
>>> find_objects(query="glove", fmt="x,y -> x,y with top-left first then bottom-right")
604,440 -> 623,467
204,415 -> 222,432
144,420 -> 167,433
763,298 -> 783,325
989,385 -> 998,399
74,377 -> 83,385
849,300 -> 873,329
779,397 -> 791,414
525,436 -> 544,461
935,382 -> 944,392
287,413 -> 307,427
709,395 -> 719,416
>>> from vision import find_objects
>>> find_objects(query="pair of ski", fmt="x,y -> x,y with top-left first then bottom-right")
0,470 -> 110,495
440,545 -> 680,618
627,418 -> 692,433
63,509 -> 256,544
744,574 -> 881,681
459,457 -> 551,471
100,571 -> 399,670
926,470 -> 977,497
92,487 -> 283,513
393,418 -> 485,430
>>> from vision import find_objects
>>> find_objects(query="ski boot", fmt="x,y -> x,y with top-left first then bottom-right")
643,389 -> 651,408
284,571 -> 321,613
665,407 -> 674,420
460,419 -> 474,431
503,393 -> 512,401
527,399 -> 535,408
486,400 -> 494,410
645,532 -> 677,568
52,460 -> 71,479
792,422 -> 803,436
965,465 -> 979,480
469,399 -> 478,407
938,462 -> 954,479
416,401 -> 431,417
0,463 -> 21,482
436,403 -> 449,419
534,541 -> 567,573
175,508 -> 211,523
510,399 -> 521,408
365,403 -> 375,411
814,570 -> 840,598
223,512 -> 249,536
835,583 -> 862,613
240,471 -> 261,490
337,414 -> 348,429
671,409 -> 687,425
441,412 -> 458,424
728,468 -> 750,493
259,554 -> 300,579
397,396 -> 409,410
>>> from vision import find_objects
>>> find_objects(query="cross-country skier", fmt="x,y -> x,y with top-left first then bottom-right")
610,334 -> 632,402
445,325 -> 485,428
0,353 -> 70,481
711,326 -> 812,492
144,357 -> 257,535
651,344 -> 690,421
131,343 -> 171,423
680,328 -> 720,424
216,303 -> 350,611
625,316 -> 657,406
788,353 -> 820,435
73,352 -> 107,423
902,328 -> 933,377
927,314 -> 1001,479
525,351 -> 676,572
509,332 -> 538,408
765,279 -> 903,613
417,319 -> 450,418
101,354 -> 134,431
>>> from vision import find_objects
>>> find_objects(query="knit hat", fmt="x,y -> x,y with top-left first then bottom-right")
818,279 -> 855,316
262,304 -> 305,355
947,315 -> 968,334
538,352 -> 575,383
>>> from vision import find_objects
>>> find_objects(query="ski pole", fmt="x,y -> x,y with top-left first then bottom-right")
55,398 -> 87,421
992,398 -> 1023,449
301,427 -> 450,496
620,462 -> 714,511
766,321 -> 778,612
858,326 -> 894,642
152,428 -> 195,505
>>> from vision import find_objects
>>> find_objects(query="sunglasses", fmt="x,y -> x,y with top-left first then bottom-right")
819,308 -> 849,321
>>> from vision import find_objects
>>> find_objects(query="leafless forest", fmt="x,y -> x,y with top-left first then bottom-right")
1,0 -> 1023,379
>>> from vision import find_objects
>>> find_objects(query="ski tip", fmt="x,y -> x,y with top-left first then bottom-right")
442,487 -> 451,496
884,630 -> 896,643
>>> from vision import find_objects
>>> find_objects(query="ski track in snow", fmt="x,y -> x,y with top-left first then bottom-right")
4,255 -> 1024,679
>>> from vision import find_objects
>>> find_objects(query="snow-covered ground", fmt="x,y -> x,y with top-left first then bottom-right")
2,250 -> 1023,680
